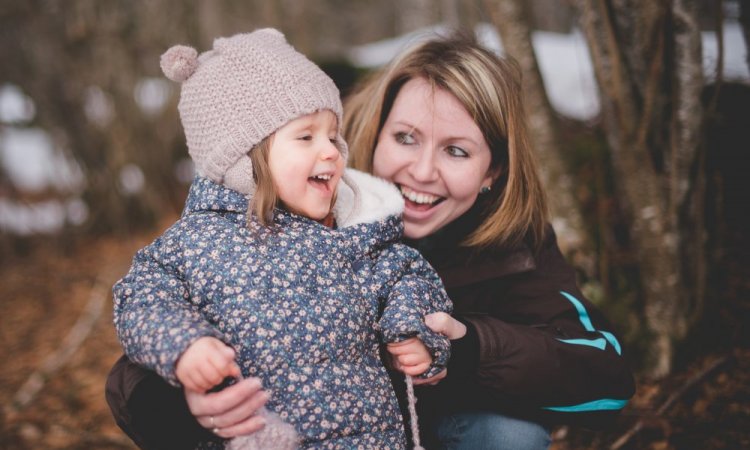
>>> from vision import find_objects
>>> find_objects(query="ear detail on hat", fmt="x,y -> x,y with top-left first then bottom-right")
258,28 -> 286,41
160,45 -> 199,82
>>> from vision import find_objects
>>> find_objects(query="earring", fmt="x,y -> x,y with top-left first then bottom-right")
479,186 -> 491,194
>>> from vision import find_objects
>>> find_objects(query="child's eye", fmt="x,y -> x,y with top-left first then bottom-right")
445,146 -> 468,158
298,135 -> 313,141
395,132 -> 415,145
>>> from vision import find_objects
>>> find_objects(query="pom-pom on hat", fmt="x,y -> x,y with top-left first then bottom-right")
161,28 -> 346,195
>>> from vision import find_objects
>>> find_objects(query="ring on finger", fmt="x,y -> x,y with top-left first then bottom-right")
210,415 -> 221,434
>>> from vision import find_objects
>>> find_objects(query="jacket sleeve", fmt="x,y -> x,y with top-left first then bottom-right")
374,243 -> 453,378
105,354 -> 218,450
459,233 -> 635,423
113,235 -> 224,387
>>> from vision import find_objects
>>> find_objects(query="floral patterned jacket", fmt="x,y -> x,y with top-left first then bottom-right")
113,169 -> 452,449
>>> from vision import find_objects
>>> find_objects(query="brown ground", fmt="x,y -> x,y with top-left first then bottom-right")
1,227 -> 748,450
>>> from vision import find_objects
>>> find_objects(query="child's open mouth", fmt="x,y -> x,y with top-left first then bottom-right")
308,173 -> 334,193
399,185 -> 444,211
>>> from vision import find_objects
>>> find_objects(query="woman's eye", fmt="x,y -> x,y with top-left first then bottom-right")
446,146 -> 468,157
395,132 -> 415,145
329,136 -> 338,144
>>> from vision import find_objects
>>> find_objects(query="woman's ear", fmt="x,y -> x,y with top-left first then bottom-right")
483,164 -> 503,188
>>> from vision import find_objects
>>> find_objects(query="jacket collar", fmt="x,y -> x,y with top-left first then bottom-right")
434,244 -> 536,289
406,199 -> 537,289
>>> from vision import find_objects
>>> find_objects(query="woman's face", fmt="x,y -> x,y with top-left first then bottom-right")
373,77 -> 495,239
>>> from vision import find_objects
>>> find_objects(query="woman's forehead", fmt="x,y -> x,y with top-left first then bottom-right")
391,78 -> 484,142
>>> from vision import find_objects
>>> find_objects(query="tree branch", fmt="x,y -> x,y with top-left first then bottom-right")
609,354 -> 733,450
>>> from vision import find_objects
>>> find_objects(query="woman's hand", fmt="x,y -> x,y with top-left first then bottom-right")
185,377 -> 270,438
409,313 -> 467,386
425,312 -> 466,339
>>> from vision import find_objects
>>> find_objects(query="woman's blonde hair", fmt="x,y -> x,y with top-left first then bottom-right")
344,32 -> 548,250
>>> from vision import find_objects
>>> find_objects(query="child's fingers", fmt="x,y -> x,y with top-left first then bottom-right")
181,376 -> 200,392
397,353 -> 430,367
401,362 -> 431,376
386,338 -> 420,354
185,372 -> 212,392
200,361 -> 229,387
412,369 -> 447,385
206,349 -> 238,377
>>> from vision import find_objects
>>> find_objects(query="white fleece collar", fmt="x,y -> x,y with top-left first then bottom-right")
333,169 -> 404,228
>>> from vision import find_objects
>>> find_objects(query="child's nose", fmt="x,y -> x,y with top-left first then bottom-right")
321,139 -> 340,160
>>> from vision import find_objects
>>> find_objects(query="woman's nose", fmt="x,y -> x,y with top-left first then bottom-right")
407,148 -> 438,182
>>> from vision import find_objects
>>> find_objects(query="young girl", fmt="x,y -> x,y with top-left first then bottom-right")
113,29 -> 451,449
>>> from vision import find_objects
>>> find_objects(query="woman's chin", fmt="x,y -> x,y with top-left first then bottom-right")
403,220 -> 437,240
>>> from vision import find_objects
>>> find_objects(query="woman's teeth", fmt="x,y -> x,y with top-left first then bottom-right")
400,186 -> 439,205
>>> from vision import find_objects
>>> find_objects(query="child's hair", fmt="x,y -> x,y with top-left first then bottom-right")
248,137 -> 277,225
344,31 -> 549,249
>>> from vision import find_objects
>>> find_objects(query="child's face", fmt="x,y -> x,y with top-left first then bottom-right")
269,110 -> 344,220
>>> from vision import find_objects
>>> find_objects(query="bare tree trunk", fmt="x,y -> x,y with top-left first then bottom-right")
397,0 -> 438,33
483,0 -> 594,271
740,0 -> 750,71
575,0 -> 705,377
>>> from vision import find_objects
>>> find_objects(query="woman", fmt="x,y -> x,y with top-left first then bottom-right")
106,32 -> 634,450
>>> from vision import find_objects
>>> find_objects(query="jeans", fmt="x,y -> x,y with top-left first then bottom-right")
432,411 -> 551,450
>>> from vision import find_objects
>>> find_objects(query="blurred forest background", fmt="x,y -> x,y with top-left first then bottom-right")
1,0 -> 748,449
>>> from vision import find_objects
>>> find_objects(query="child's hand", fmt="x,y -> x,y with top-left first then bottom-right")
176,336 -> 240,392
386,337 -> 432,376
425,312 -> 466,339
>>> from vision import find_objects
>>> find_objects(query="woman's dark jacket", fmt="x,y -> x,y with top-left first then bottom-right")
409,213 -> 635,430
106,202 -> 634,449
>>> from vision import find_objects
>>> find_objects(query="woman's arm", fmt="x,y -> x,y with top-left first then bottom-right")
374,243 -> 453,378
105,355 -> 215,449
106,355 -> 269,448
445,232 -> 635,425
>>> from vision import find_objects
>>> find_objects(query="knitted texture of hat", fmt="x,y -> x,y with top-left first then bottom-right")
160,28 -> 347,195
225,408 -> 299,450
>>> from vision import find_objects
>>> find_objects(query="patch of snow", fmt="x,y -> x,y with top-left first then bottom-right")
0,127 -> 84,193
84,85 -> 115,127
0,198 -> 65,235
348,21 -> 748,121
134,77 -> 172,116
0,84 -> 36,124
703,22 -> 749,82
118,163 -> 145,195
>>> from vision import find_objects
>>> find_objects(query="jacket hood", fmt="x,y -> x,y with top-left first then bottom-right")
182,168 -> 404,228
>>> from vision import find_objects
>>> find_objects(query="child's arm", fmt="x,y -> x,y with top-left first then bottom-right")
373,243 -> 453,378
176,336 -> 241,392
114,238 -> 226,387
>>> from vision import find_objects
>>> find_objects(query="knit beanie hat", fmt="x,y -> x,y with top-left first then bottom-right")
160,28 -> 347,195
